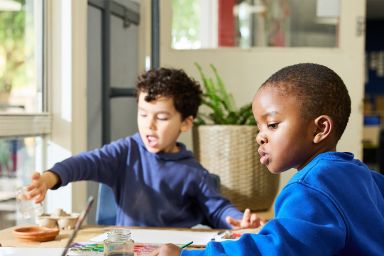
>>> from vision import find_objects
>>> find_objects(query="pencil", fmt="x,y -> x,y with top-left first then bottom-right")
180,241 -> 194,249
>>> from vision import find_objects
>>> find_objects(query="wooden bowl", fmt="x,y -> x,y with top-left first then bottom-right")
13,226 -> 60,242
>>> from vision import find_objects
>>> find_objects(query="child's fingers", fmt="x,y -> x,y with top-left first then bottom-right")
240,208 -> 252,227
250,214 -> 258,226
28,171 -> 50,203
31,171 -> 41,181
226,216 -> 241,227
249,214 -> 262,228
25,172 -> 42,192
26,185 -> 46,202
243,208 -> 251,220
33,193 -> 46,204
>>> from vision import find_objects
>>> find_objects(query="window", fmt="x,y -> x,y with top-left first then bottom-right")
0,0 -> 50,228
0,0 -> 44,113
0,137 -> 43,179
172,0 -> 340,49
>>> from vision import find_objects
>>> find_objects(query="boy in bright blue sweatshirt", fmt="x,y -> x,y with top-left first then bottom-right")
152,63 -> 384,255
25,68 -> 259,229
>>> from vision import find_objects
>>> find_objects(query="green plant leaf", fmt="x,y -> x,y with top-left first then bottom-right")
194,63 -> 256,126
210,64 -> 235,112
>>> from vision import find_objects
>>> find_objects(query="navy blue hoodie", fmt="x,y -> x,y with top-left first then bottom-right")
51,133 -> 242,228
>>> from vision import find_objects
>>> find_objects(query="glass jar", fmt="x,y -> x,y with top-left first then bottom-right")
103,229 -> 134,256
15,186 -> 44,221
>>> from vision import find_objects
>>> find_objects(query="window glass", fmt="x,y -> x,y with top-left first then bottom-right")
0,0 -> 44,113
172,0 -> 339,49
0,0 -> 46,229
0,137 -> 43,180
0,136 -> 43,228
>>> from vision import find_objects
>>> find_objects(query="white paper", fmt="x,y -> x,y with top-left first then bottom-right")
90,229 -> 219,246
0,247 -> 64,256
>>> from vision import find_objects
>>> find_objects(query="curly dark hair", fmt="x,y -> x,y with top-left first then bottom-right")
136,67 -> 202,120
261,63 -> 351,142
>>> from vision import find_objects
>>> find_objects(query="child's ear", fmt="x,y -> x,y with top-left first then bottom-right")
313,115 -> 333,144
180,116 -> 194,132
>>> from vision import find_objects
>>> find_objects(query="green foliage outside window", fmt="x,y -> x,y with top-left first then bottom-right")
172,0 -> 200,48
0,0 -> 26,94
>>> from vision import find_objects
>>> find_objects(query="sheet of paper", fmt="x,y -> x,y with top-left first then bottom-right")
0,247 -> 64,256
90,229 -> 219,246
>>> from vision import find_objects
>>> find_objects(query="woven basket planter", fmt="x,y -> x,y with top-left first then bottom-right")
193,125 -> 279,211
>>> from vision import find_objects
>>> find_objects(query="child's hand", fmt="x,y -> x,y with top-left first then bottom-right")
226,208 -> 266,229
25,171 -> 58,204
150,243 -> 181,256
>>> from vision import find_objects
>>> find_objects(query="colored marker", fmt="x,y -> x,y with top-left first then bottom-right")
180,241 -> 194,249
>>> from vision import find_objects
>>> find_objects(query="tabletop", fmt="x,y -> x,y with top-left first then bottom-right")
0,208 -> 272,256
0,225 -> 237,248
0,225 -> 266,256
0,225 -> 112,248
0,208 -> 273,248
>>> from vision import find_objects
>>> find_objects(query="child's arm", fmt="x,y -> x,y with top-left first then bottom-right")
25,171 -> 60,204
226,208 -> 267,229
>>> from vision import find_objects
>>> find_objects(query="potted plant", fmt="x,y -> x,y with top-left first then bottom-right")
193,63 -> 279,211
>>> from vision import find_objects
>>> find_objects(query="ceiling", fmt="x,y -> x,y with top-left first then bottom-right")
367,0 -> 384,19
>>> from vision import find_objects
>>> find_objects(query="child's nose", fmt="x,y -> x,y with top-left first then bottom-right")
148,118 -> 156,130
256,132 -> 267,145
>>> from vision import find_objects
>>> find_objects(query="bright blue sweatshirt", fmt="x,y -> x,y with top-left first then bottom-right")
182,152 -> 384,255
50,133 -> 242,228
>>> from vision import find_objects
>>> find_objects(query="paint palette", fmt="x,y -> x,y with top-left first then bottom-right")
67,242 -> 160,256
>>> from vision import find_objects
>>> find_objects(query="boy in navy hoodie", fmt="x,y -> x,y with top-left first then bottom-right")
25,67 -> 260,229
153,63 -> 384,255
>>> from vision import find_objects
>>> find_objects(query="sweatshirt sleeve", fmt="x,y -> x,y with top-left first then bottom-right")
196,171 -> 243,229
182,183 -> 347,255
50,138 -> 130,188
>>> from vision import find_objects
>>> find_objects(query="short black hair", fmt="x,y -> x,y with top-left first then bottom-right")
261,63 -> 351,141
136,67 -> 202,120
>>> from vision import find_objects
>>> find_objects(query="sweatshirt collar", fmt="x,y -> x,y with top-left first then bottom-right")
290,152 -> 354,183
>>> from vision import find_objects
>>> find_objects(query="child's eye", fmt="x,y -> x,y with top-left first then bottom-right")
267,123 -> 279,129
157,116 -> 169,121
